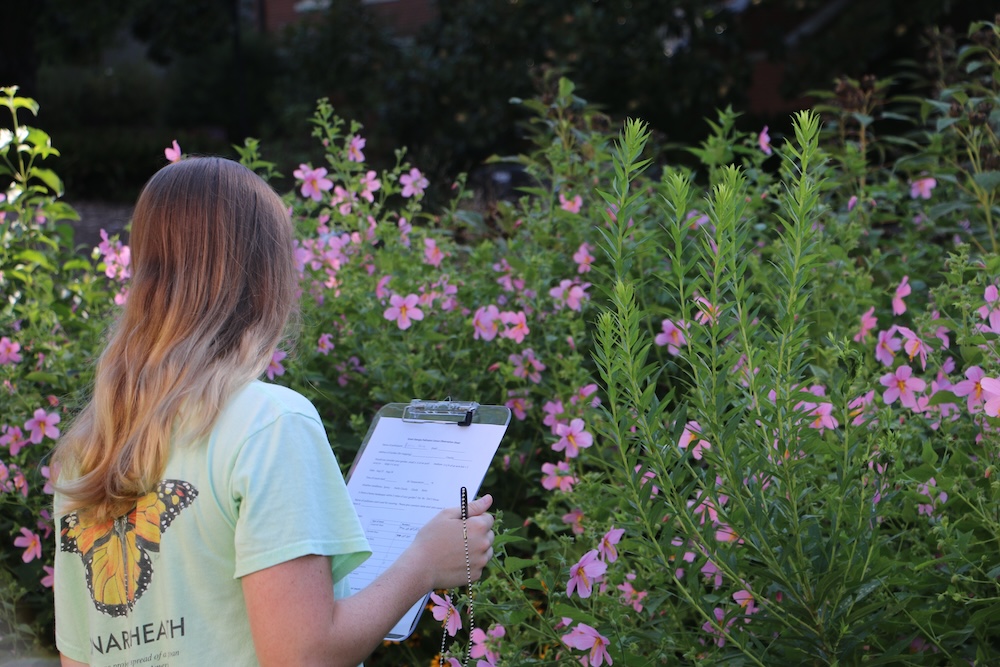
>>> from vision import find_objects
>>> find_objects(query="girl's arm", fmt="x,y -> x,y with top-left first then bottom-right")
242,495 -> 494,667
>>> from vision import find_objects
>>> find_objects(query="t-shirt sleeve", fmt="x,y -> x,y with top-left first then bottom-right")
230,409 -> 370,581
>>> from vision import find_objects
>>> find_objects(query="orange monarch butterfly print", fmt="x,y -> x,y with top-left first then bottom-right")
60,479 -> 197,617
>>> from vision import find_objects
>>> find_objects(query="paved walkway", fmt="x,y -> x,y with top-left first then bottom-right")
0,657 -> 60,667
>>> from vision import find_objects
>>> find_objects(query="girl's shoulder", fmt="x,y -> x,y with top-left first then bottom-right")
218,381 -> 323,432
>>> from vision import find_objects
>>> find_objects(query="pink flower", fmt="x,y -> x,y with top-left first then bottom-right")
893,276 -> 911,315
898,326 -> 931,370
397,217 -> 412,247
953,366 -> 986,412
978,285 -> 1000,327
694,296 -> 719,325
734,589 -> 759,617
97,229 -> 132,281
875,327 -> 901,367
332,185 -> 356,215
317,333 -> 334,355
910,177 -> 936,199
567,550 -> 608,599
853,307 -> 877,342
400,168 -> 428,198
980,377 -> 1000,416
597,527 -> 625,562
553,418 -> 594,458
880,365 -> 925,409
543,401 -> 565,434
347,135 -> 366,162
40,565 -> 54,588
509,348 -> 545,384
849,390 -> 876,426
506,390 -> 530,421
0,337 -> 21,365
678,421 -> 711,460
293,164 -> 334,202
562,508 -> 585,535
23,409 -> 60,444
266,349 -> 287,380
549,279 -> 591,312
383,293 -> 424,330
429,592 -> 461,636
164,140 -> 182,163
423,238 -> 444,267
472,305 -> 501,341
500,311 -> 530,344
559,193 -> 583,214
701,559 -> 723,589
916,477 -> 947,516
654,319 -> 688,355
13,527 -> 41,563
359,170 -> 381,202
470,624 -> 505,665
847,195 -> 859,211
1,425 -> 29,457
541,461 -> 577,492
573,243 -> 594,273
702,607 -> 733,647
562,623 -> 613,666
375,275 -> 392,300
807,402 -> 838,433
758,126 -> 772,155
617,573 -> 647,612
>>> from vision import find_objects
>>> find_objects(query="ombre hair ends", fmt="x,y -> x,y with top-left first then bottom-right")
53,157 -> 298,522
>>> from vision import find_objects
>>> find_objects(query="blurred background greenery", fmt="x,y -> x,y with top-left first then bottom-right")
1,0 -> 995,203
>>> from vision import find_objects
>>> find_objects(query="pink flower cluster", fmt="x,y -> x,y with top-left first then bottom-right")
549,279 -> 591,312
96,229 -> 131,304
472,305 -> 530,343
556,528 -> 628,664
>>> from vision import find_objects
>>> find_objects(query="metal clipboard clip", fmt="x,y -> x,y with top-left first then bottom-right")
402,398 -> 480,426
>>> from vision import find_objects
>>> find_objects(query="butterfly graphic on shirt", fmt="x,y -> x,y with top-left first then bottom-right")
60,479 -> 198,617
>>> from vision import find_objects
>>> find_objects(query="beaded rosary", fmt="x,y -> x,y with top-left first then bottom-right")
438,487 -> 475,667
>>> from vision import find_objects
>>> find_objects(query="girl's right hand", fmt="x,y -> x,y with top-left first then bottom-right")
407,494 -> 495,591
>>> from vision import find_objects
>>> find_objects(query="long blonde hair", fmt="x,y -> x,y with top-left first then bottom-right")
54,157 -> 297,522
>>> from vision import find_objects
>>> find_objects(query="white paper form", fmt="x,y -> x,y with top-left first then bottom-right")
344,412 -> 508,640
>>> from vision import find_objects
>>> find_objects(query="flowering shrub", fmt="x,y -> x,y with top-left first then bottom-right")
3,17 -> 1000,665
0,86 -> 121,654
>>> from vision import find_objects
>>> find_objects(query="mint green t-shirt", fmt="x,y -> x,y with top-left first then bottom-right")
54,381 -> 372,666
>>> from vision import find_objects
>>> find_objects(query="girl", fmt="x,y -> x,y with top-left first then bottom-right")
52,157 -> 494,667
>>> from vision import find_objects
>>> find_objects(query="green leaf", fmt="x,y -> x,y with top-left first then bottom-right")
972,171 -> 1000,193
557,77 -> 575,100
520,578 -> 543,591
501,556 -> 538,573
9,97 -> 40,114
63,258 -> 92,272
29,167 -> 63,196
16,249 -> 55,270
24,371 -> 60,385
935,116 -> 961,132
921,439 -> 938,465
928,200 -> 971,218
550,603 -> 600,627
927,390 -> 959,407
851,112 -> 874,128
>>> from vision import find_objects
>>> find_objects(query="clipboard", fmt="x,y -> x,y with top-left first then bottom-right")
344,399 -> 511,641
